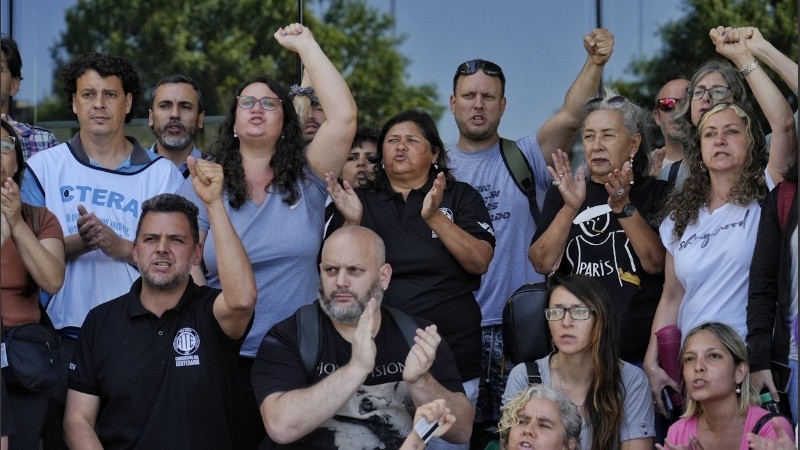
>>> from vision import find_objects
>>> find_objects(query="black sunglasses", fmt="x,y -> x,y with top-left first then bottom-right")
457,59 -> 504,78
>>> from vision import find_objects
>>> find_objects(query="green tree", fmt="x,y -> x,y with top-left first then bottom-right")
612,0 -> 797,114
39,0 -> 443,127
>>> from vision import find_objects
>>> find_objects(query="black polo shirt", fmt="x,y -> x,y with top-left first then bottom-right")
69,279 -> 244,450
328,176 -> 496,381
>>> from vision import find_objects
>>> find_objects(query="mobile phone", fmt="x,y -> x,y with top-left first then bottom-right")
771,360 -> 794,394
414,416 -> 439,443
661,386 -> 681,423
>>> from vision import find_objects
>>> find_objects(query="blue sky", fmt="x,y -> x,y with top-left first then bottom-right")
1,0 -> 685,142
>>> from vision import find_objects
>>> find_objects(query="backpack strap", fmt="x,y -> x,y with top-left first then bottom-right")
524,361 -> 542,385
499,138 -> 540,224
296,303 -> 420,382
752,412 -> 781,435
776,181 -> 797,233
667,160 -> 682,186
296,302 -> 323,382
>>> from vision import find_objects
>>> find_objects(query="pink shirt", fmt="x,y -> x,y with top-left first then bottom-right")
666,406 -> 794,449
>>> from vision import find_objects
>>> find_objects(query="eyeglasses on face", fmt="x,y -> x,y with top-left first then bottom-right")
457,59 -> 503,78
657,97 -> 683,112
544,306 -> 594,321
587,95 -> 627,107
690,85 -> 730,101
236,95 -> 282,111
0,136 -> 16,153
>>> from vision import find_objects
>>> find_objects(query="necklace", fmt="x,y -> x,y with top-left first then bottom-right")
553,354 -> 585,408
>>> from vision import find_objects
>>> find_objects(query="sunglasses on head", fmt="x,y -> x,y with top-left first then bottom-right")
657,97 -> 682,112
457,59 -> 503,78
587,95 -> 627,107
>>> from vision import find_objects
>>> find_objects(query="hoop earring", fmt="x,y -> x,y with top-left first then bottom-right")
699,161 -> 707,172
381,161 -> 385,169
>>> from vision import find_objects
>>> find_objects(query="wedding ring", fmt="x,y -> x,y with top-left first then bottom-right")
654,400 -> 663,405
616,188 -> 624,196
552,180 -> 562,186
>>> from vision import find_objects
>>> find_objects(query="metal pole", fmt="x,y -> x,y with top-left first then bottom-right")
297,0 -> 304,84
595,0 -> 603,93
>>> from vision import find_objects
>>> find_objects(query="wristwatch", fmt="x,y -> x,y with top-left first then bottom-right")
614,204 -> 636,219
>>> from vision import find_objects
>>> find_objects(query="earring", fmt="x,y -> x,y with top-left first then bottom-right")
381,161 -> 385,169
233,129 -> 238,138
433,162 -> 439,170
629,154 -> 634,166
735,384 -> 741,394
699,161 -> 707,172
280,133 -> 285,141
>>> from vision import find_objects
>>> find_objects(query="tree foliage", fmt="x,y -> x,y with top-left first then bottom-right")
612,0 -> 797,114
40,0 -> 443,126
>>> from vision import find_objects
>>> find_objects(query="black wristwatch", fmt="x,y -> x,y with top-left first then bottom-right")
614,204 -> 636,219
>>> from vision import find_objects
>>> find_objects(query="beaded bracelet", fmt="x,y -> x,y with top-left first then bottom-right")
739,59 -> 759,77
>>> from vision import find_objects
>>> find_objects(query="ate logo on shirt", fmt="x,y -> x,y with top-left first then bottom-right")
173,327 -> 201,367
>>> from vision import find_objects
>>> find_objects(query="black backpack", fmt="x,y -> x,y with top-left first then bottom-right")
502,282 -> 551,365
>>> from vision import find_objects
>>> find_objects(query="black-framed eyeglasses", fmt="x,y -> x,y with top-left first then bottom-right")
457,59 -> 504,78
690,85 -> 730,101
544,306 -> 594,321
587,95 -> 627,107
0,136 -> 16,153
657,97 -> 683,112
236,95 -> 282,111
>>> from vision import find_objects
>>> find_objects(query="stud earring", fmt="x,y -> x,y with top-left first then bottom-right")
233,129 -> 238,138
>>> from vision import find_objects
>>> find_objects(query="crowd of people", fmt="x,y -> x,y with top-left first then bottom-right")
0,19 -> 797,450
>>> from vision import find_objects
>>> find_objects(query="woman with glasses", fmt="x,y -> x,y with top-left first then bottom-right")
656,322 -> 794,450
644,99 -> 795,420
177,23 -> 356,449
529,89 -> 668,368
0,119 -> 65,449
503,274 -> 654,450
672,27 -> 795,186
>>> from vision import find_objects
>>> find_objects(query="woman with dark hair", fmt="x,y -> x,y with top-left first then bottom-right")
529,88 -> 669,366
0,118 -> 65,449
657,322 -> 794,449
327,109 -> 495,438
177,23 -> 356,448
503,274 -> 654,450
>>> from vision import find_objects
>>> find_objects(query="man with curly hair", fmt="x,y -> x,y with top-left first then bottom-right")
20,52 -> 183,449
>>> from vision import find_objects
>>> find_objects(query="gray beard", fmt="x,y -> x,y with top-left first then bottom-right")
318,279 -> 384,325
157,133 -> 193,152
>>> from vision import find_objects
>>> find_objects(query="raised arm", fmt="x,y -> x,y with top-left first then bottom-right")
403,324 -> 474,444
260,299 -> 380,444
63,390 -> 103,450
275,23 -> 357,179
711,26 -> 797,183
1,178 -> 64,293
536,28 -> 614,165
744,27 -> 798,92
187,157 -> 256,340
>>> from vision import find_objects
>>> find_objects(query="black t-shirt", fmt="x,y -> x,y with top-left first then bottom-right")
327,176 -> 496,381
532,178 -> 669,362
252,303 -> 465,449
69,279 -> 244,450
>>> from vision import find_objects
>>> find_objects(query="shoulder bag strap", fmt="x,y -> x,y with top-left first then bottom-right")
499,138 -> 540,224
524,361 -> 543,385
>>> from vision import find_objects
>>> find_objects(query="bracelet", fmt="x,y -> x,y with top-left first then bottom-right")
739,59 -> 759,77
289,84 -> 320,105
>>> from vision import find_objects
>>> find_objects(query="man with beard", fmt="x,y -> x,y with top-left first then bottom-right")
64,158 -> 257,449
445,29 -> 614,445
652,77 -> 690,188
149,74 -> 206,177
251,226 -> 473,449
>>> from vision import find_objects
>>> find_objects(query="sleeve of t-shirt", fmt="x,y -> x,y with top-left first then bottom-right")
37,207 -> 65,241
20,166 -> 45,207
250,317 -> 309,406
68,310 -> 100,396
452,182 -> 496,247
530,184 -> 565,244
619,363 -> 656,441
502,362 -> 530,408
659,215 -> 677,256
516,133 -> 553,193
176,176 -> 210,232
418,317 -> 466,395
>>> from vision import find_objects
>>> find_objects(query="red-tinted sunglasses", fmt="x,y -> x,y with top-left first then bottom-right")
657,97 -> 682,112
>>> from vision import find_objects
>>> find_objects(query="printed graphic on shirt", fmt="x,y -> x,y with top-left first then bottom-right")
173,327 -> 201,367
678,208 -> 751,251
565,211 -> 640,288
297,381 -> 414,449
475,183 -> 514,223
431,207 -> 454,239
